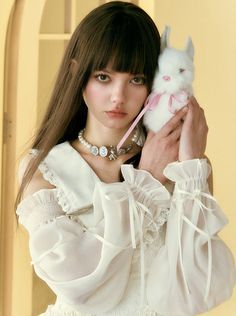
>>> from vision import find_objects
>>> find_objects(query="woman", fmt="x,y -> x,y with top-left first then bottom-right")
16,1 -> 235,315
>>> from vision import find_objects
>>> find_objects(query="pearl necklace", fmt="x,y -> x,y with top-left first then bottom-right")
78,128 -> 140,161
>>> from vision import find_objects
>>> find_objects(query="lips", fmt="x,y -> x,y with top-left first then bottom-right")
105,110 -> 127,118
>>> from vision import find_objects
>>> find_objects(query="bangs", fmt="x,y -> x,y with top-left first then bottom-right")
88,13 -> 160,89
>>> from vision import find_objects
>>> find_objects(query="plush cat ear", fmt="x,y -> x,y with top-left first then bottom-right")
161,26 -> 171,52
185,37 -> 194,60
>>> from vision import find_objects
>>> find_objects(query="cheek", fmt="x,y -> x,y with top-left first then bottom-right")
128,89 -> 148,117
131,87 -> 148,106
83,82 -> 105,105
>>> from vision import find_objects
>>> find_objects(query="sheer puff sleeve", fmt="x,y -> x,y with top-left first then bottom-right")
146,159 -> 236,316
16,164 -> 170,314
16,187 -> 132,314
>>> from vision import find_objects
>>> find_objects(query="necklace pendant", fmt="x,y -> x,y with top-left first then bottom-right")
109,153 -> 118,160
108,146 -> 118,160
99,146 -> 108,157
90,145 -> 99,156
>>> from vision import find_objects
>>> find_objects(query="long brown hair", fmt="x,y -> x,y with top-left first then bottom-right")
15,1 -> 160,208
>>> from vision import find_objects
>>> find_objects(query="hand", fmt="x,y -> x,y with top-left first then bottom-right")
179,96 -> 208,161
139,107 -> 188,183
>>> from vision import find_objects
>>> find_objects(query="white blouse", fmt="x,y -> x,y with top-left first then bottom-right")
16,142 -> 236,316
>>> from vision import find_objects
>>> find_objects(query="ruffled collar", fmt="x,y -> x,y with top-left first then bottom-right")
38,141 -> 101,215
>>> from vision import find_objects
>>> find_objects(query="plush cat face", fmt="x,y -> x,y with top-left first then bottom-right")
152,27 -> 195,94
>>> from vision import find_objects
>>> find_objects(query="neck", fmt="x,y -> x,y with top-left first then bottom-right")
84,119 -> 134,147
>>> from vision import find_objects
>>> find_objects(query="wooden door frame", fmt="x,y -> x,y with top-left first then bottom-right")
1,1 -> 47,315
0,2 -> 17,315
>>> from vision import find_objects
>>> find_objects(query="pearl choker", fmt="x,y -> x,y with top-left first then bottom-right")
78,128 -> 140,160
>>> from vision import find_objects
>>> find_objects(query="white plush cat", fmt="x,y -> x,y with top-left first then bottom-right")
117,26 -> 195,150
143,26 -> 195,132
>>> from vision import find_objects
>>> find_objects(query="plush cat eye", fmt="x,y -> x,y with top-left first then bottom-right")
179,68 -> 185,73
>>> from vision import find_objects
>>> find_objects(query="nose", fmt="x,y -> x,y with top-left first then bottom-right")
163,75 -> 171,81
110,83 -> 126,106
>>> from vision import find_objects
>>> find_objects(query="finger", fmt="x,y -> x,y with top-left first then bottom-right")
169,140 -> 180,161
168,124 -> 182,142
189,95 -> 199,106
159,106 -> 188,137
199,107 -> 206,121
199,108 -> 208,130
174,140 -> 180,160
185,97 -> 200,123
189,96 -> 203,116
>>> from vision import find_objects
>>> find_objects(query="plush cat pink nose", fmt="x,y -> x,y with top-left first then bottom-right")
163,75 -> 171,81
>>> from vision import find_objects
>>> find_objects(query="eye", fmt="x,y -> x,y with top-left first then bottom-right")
179,68 -> 185,73
131,76 -> 146,85
95,73 -> 110,82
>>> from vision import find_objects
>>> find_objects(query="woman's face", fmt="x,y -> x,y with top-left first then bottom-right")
83,67 -> 148,131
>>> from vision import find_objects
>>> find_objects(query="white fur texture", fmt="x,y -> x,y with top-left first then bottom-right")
143,27 -> 195,133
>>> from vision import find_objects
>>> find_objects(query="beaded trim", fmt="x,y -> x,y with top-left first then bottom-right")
38,161 -> 72,213
29,149 -> 72,213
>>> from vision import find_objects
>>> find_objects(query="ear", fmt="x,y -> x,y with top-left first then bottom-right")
70,59 -> 78,76
161,26 -> 171,52
185,37 -> 194,60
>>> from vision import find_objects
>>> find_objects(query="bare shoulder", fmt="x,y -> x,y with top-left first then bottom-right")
18,153 -> 56,200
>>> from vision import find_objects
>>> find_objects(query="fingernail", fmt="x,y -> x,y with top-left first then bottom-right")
183,106 -> 188,112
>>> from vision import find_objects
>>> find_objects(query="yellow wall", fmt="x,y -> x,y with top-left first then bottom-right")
150,1 -> 236,314
0,0 -> 235,315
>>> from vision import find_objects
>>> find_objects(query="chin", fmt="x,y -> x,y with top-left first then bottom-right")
104,122 -> 129,130
99,117 -> 130,130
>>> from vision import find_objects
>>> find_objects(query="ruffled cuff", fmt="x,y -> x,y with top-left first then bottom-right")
164,159 -> 211,191
121,164 -> 170,208
16,189 -> 65,233
164,159 -> 228,234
